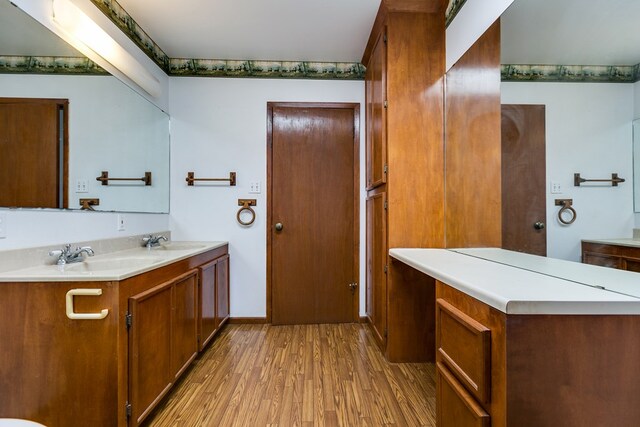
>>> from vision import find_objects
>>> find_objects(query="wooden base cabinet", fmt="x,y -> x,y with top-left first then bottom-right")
199,254 -> 230,351
436,280 -> 640,427
582,241 -> 640,272
0,244 -> 229,427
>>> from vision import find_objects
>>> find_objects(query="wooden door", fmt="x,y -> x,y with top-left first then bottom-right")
199,259 -> 218,350
501,104 -> 547,256
0,98 -> 67,208
365,28 -> 387,190
366,191 -> 387,346
215,255 -> 230,326
268,103 -> 359,325
172,270 -> 198,380
129,281 -> 173,426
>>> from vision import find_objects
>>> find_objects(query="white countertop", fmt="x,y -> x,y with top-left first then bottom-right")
0,241 -> 227,282
389,248 -> 640,315
582,238 -> 640,248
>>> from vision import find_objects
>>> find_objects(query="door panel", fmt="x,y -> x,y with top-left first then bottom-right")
172,270 -> 198,379
501,104 -> 547,256
0,99 -> 65,208
216,255 -> 230,325
270,104 -> 358,325
199,259 -> 217,350
366,29 -> 387,190
366,191 -> 387,346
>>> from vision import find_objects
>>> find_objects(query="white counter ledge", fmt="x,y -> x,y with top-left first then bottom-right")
389,248 -> 640,315
0,241 -> 228,282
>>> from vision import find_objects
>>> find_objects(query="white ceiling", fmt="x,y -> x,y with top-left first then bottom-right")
116,0 -> 382,62
501,0 -> 640,65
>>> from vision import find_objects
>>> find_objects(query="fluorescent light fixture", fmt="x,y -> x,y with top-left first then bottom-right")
52,0 -> 161,98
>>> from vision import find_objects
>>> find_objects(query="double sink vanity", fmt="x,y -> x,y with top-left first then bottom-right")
0,234 -> 229,427
391,247 -> 640,427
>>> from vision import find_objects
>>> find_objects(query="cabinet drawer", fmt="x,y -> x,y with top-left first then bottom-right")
583,252 -> 621,269
436,298 -> 491,404
437,362 -> 490,427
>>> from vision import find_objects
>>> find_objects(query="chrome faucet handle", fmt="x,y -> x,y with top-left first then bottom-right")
77,246 -> 95,256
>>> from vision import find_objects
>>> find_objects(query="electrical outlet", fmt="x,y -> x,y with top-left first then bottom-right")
76,179 -> 88,193
249,181 -> 261,194
0,212 -> 6,238
117,214 -> 126,231
550,182 -> 562,194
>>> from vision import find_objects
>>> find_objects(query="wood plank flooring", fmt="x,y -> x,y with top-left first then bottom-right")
145,324 -> 436,427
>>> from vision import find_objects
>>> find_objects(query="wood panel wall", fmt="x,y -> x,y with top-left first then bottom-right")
444,20 -> 502,248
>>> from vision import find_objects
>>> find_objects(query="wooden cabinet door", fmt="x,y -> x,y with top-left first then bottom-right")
365,28 -> 387,190
437,363 -> 490,427
129,281 -> 174,426
199,259 -> 218,351
216,255 -> 230,326
172,270 -> 199,379
366,191 -> 387,347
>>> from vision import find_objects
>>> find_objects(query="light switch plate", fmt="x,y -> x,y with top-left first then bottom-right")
249,181 -> 261,194
550,182 -> 562,194
0,212 -> 6,238
117,214 -> 126,231
76,179 -> 88,193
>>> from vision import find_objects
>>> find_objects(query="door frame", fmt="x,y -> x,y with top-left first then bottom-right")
266,102 -> 360,323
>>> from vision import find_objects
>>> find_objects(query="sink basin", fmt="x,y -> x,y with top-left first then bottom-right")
64,257 -> 163,272
152,243 -> 207,251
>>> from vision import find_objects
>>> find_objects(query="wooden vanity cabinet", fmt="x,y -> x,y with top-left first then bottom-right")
0,244 -> 229,427
436,280 -> 640,427
362,1 -> 445,358
582,241 -> 640,272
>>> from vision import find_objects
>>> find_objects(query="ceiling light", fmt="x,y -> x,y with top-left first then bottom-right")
52,0 -> 160,98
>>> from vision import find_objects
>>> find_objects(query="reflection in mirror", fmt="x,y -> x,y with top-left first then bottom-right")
0,0 -> 169,213
500,0 -> 638,262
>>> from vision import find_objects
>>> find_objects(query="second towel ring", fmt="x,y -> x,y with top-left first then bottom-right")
555,199 -> 576,225
237,199 -> 257,226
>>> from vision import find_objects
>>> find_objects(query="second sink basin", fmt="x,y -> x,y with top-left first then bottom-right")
153,243 -> 207,251
64,257 -> 163,272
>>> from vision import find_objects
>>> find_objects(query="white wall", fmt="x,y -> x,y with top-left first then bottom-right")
169,78 -> 366,318
502,82 -> 635,261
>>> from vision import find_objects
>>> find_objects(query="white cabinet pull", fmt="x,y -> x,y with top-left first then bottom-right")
65,289 -> 109,320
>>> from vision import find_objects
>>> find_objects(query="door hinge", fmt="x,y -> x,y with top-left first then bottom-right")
125,402 -> 132,418
384,265 -> 388,274
383,164 -> 388,174
383,100 -> 388,109
384,200 -> 388,210
383,34 -> 387,43
125,312 -> 132,329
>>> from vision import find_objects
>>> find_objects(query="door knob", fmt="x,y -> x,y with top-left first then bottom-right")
534,221 -> 545,230
275,223 -> 283,231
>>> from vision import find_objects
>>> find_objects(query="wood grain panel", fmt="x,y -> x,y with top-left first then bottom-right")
386,11 -> 445,249
215,254 -> 230,326
198,259 -> 217,350
506,315 -> 640,426
501,104 -> 547,256
365,28 -> 387,190
366,191 -> 387,347
172,270 -> 198,380
437,362 -> 490,427
445,19 -> 502,248
582,241 -> 640,272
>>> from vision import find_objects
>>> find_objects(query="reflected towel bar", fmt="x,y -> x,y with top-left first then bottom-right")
574,173 -> 625,187
96,171 -> 152,186
186,171 -> 236,186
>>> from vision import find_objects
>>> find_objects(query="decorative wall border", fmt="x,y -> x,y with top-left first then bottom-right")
89,0 -> 170,72
0,55 -> 108,75
501,64 -> 640,83
445,0 -> 468,27
169,59 -> 366,79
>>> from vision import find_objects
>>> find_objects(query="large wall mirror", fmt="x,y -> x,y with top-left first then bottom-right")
0,0 -> 169,214
499,0 -> 638,261
634,119 -> 640,212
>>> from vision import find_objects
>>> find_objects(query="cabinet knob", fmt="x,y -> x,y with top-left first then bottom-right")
534,221 -> 545,230
275,223 -> 283,231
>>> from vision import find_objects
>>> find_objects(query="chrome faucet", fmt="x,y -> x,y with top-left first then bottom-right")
142,234 -> 168,248
49,244 -> 95,265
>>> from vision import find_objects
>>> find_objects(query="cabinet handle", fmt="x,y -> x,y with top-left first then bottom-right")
65,289 -> 109,320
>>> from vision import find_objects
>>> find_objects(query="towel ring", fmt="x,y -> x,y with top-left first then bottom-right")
237,199 -> 256,226
555,199 -> 577,225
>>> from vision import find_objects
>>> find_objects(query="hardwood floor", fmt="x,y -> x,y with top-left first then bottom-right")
145,324 -> 436,426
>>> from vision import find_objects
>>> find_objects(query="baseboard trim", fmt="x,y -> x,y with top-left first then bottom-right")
228,317 -> 268,324
359,316 -> 368,324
